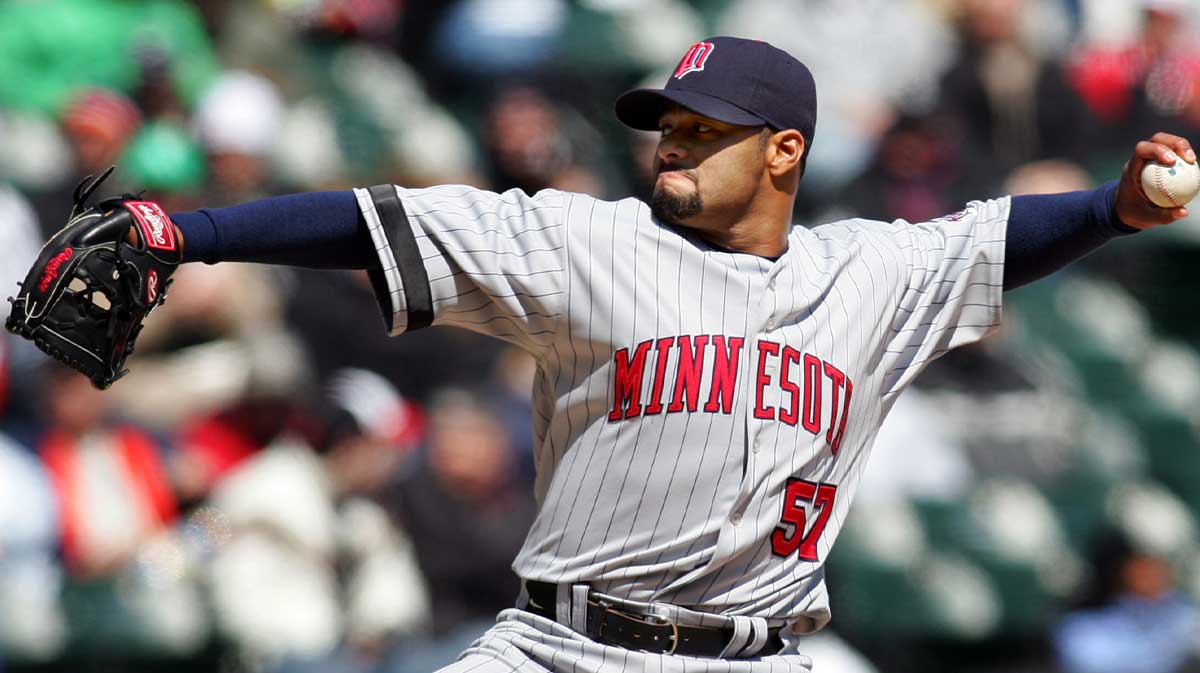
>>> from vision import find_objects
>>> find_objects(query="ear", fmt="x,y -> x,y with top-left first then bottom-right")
766,130 -> 805,177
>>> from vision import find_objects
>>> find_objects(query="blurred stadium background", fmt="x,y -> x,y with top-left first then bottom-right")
3,0 -> 1200,672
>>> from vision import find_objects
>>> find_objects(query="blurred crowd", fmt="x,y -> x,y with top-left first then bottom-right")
4,0 -> 1200,672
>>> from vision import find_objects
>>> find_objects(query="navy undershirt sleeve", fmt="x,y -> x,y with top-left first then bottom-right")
171,191 -> 373,269
1004,180 -> 1137,291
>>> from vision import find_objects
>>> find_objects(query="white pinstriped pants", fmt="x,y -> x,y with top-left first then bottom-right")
436,609 -> 814,673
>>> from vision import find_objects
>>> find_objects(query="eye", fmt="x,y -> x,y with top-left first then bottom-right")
696,123 -> 714,133
659,124 -> 674,137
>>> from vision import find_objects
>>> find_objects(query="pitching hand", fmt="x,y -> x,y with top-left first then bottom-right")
1115,132 -> 1195,230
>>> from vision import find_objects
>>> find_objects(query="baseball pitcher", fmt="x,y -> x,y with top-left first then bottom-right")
8,36 -> 1194,673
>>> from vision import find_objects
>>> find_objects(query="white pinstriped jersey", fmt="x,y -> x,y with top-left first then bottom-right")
353,184 -> 1007,634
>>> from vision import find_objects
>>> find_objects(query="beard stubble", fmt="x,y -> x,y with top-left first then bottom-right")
650,183 -> 703,225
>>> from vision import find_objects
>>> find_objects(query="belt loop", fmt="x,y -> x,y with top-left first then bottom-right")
555,583 -> 572,627
516,582 -> 530,611
718,617 -> 752,659
570,584 -> 590,633
739,617 -> 770,657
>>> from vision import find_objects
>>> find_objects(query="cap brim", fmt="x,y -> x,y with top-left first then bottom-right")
615,88 -> 767,131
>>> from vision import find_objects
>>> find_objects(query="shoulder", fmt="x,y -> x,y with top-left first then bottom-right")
805,216 -> 907,239
795,217 -> 913,255
799,198 -> 1011,249
393,186 -> 650,218
395,184 -> 571,209
544,191 -> 656,229
548,190 -> 648,213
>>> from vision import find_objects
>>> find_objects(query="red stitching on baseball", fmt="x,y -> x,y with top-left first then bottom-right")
1155,168 -> 1179,207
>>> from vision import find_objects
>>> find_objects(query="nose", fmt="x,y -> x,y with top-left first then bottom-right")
656,136 -> 688,167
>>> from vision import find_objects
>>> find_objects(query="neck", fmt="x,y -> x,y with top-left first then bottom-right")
689,202 -> 790,258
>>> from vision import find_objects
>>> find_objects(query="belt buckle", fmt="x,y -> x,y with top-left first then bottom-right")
595,600 -> 680,656
642,612 -> 680,656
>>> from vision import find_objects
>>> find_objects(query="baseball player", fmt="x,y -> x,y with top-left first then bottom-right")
9,36 -> 1195,672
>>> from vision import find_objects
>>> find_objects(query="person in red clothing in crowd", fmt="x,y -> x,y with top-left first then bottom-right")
37,365 -> 176,578
1066,0 -> 1200,166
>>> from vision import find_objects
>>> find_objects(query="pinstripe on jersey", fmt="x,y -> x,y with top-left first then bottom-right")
352,184 -> 1007,634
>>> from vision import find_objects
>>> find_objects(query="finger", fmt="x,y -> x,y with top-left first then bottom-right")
1136,140 -> 1182,165
1150,131 -> 1186,147
1149,132 -> 1197,164
1173,207 -> 1190,220
1182,142 -> 1197,164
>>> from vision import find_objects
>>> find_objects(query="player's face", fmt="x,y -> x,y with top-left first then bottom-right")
651,107 -> 767,229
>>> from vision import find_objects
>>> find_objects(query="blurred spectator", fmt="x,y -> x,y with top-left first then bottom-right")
302,44 -> 484,188
0,0 -> 218,116
282,269 -> 506,403
832,112 -> 969,223
172,397 -> 311,508
935,0 -> 1088,196
0,183 -> 47,432
857,389 -> 975,508
0,110 -> 75,193
586,0 -> 705,72
0,433 -> 66,662
37,366 -> 177,579
1003,157 -> 1095,196
312,0 -> 405,41
1054,531 -> 1200,673
484,86 -> 615,196
1,0 -> 218,227
111,261 -> 301,432
207,433 -> 345,666
1066,0 -> 1200,174
317,369 -> 431,668
61,88 -> 143,179
432,0 -> 567,77
720,0 -> 956,192
194,71 -> 286,205
24,364 -> 209,657
131,45 -> 191,124
203,374 -> 429,672
486,347 -> 539,473
273,98 -> 352,190
30,87 -> 145,234
336,498 -> 430,664
122,121 -> 208,208
322,368 -> 424,499
380,389 -> 536,671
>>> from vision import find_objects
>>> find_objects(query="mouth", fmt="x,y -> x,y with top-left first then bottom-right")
657,169 -> 696,186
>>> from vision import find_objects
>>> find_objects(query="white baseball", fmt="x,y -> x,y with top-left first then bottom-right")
1141,157 -> 1200,208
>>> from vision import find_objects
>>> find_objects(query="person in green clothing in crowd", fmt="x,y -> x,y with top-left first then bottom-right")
0,0 -> 219,117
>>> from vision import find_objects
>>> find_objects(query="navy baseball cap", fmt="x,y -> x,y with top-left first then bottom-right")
616,36 -> 817,147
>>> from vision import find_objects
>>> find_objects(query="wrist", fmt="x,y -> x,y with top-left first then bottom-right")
1100,180 -> 1139,234
169,210 -> 218,264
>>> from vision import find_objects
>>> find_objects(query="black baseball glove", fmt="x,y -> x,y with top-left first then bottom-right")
6,168 -> 181,389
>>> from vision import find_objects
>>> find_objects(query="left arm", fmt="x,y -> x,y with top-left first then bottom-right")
1004,133 -> 1195,291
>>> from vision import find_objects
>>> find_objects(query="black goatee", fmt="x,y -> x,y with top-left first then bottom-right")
650,187 -> 703,224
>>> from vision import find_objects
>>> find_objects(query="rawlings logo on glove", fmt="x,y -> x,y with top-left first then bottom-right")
126,201 -> 176,251
38,248 -> 75,292
5,168 -> 181,389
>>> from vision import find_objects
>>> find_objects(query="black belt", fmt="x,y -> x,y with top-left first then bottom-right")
523,580 -> 784,658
